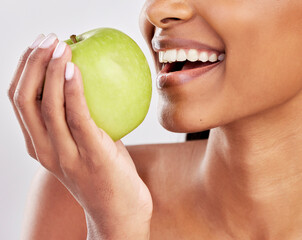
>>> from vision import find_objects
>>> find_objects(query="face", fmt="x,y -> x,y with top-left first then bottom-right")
139,0 -> 302,133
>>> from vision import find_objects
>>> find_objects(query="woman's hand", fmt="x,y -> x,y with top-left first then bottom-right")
8,33 -> 153,239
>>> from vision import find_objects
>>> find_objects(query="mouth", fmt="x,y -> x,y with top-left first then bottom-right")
158,47 -> 225,72
156,49 -> 225,89
160,60 -> 220,74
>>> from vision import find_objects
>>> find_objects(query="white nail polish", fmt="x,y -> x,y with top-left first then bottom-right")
29,34 -> 45,49
52,41 -> 67,59
39,33 -> 57,49
65,62 -> 74,81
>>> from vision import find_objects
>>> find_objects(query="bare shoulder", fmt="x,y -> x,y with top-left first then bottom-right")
126,139 -> 207,167
126,141 -> 183,173
125,139 -> 209,239
22,167 -> 87,240
125,139 -> 208,185
22,139 -> 207,240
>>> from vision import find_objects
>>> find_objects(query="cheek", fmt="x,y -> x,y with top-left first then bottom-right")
213,0 -> 302,118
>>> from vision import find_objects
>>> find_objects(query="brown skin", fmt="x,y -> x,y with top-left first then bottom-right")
8,38 -> 152,239
8,0 -> 302,239
140,0 -> 302,239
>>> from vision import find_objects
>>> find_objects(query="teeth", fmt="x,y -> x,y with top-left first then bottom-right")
163,49 -> 177,63
177,49 -> 186,62
159,51 -> 164,63
209,53 -> 218,62
159,49 -> 225,64
218,53 -> 225,61
187,49 -> 199,62
199,52 -> 208,62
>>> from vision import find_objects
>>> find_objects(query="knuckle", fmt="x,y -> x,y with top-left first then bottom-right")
64,80 -> 84,99
8,49 -> 32,103
7,83 -> 17,102
18,49 -> 31,67
28,150 -> 37,160
46,62 -> 57,75
66,109 -> 88,132
36,151 -> 50,167
67,115 -> 82,132
81,153 -> 98,173
27,51 -> 41,65
27,49 -> 49,67
13,89 -> 29,111
25,140 -> 37,160
36,151 -> 58,172
59,159 -> 76,176
64,85 -> 78,98
41,100 -> 56,121
58,154 -> 80,177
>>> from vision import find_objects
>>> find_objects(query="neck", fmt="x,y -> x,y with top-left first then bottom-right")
198,94 -> 302,239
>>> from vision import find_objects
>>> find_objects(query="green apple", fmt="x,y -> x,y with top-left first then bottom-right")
65,28 -> 152,141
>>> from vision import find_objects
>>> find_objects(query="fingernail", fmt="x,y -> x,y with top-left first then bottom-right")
65,62 -> 74,81
29,34 -> 45,49
39,33 -> 57,49
52,41 -> 67,59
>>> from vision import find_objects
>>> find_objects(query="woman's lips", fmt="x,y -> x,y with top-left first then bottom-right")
156,60 -> 223,89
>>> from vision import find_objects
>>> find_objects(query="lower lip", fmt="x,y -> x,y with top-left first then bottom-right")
156,61 -> 223,89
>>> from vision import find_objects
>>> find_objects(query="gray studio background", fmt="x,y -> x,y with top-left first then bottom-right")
0,0 -> 185,239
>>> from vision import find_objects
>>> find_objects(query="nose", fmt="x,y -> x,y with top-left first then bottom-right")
145,0 -> 194,29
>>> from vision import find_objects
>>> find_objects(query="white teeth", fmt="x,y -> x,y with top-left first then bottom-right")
209,53 -> 218,62
159,51 -> 164,63
159,49 -> 225,64
187,49 -> 199,62
164,49 -> 177,63
218,53 -> 225,61
177,49 -> 186,62
199,52 -> 208,62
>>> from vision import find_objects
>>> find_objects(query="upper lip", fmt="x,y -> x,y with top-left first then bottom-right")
151,36 -> 225,53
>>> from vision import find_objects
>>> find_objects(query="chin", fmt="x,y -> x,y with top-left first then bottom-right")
156,99 -> 217,133
156,91 -> 258,134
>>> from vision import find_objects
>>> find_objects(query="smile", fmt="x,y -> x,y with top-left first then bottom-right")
152,37 -> 226,89
156,49 -> 225,89
159,49 -> 225,64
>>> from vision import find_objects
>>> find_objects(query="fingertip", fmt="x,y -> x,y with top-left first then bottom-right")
38,33 -> 58,49
29,34 -> 46,49
64,43 -> 72,55
65,62 -> 75,81
65,63 -> 82,81
73,64 -> 82,80
61,42 -> 73,60
52,41 -> 67,59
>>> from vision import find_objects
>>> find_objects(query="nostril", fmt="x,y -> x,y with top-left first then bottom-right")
161,17 -> 181,24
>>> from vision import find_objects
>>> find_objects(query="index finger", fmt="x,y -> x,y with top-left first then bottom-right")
8,34 -> 45,100
7,34 -> 46,158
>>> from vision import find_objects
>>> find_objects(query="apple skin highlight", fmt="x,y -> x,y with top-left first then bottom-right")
65,28 -> 152,141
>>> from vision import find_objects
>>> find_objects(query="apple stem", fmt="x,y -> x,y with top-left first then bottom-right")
70,35 -> 78,44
